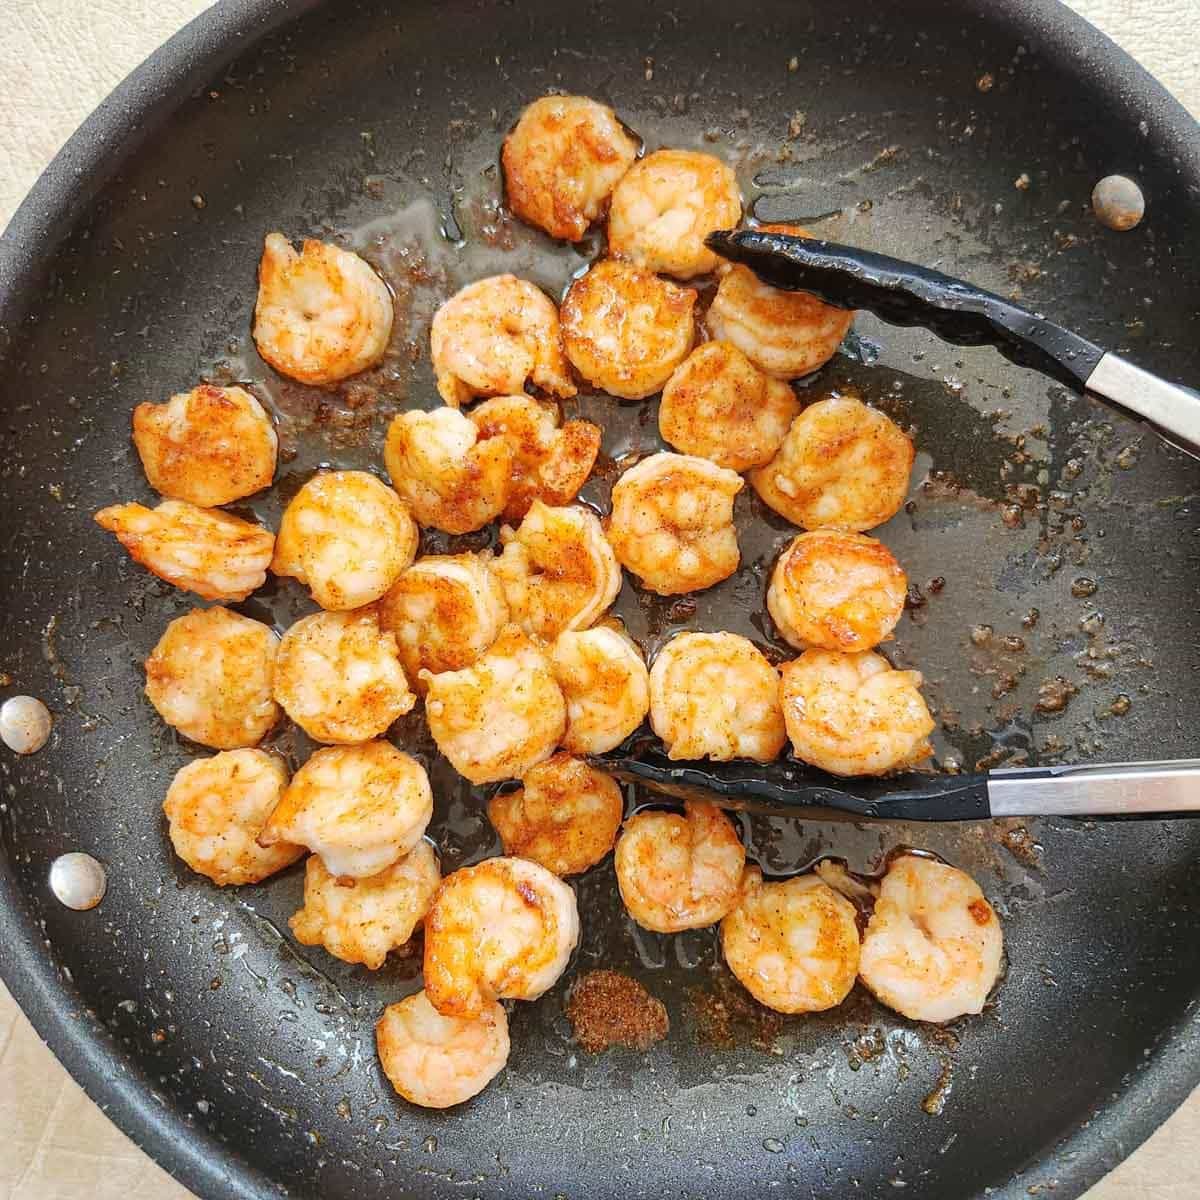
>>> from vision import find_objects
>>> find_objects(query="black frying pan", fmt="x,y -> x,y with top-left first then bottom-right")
2,3 -> 1200,1198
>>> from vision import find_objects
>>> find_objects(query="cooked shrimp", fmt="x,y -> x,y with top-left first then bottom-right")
607,148 -> 742,279
607,452 -> 742,595
649,631 -> 786,762
132,384 -> 277,506
271,470 -> 417,610
493,501 -> 621,640
721,867 -> 860,1014
614,800 -> 745,932
468,394 -> 600,520
94,500 -> 273,602
767,529 -> 907,653
859,853 -> 1003,1023
658,341 -> 799,471
560,259 -> 696,399
550,622 -> 650,755
145,607 -> 280,749
258,741 -> 433,879
273,608 -> 414,744
502,95 -> 640,241
378,552 -> 509,686
163,749 -> 302,886
749,394 -> 914,531
487,753 -> 624,877
377,989 -> 510,1109
253,232 -> 392,384
384,406 -> 514,534
779,649 -> 934,776
290,841 -> 440,969
421,626 -> 566,785
707,225 -> 854,378
430,275 -> 575,407
423,856 -> 580,1017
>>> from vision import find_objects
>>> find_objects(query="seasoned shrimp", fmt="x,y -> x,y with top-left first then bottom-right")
384,406 -> 514,534
378,552 -> 508,685
502,95 -> 639,241
258,741 -> 433,879
290,841 -> 440,969
560,259 -> 696,399
377,989 -> 510,1109
95,500 -> 273,602
607,148 -> 742,278
607,453 -> 742,595
145,607 -> 280,749
132,384 -> 277,507
253,233 -> 393,385
487,753 -> 624,877
423,856 -> 580,1017
614,800 -> 745,932
550,623 -> 650,755
767,529 -> 907,652
468,394 -> 600,520
721,867 -> 861,1014
707,225 -> 854,378
649,631 -> 786,762
658,341 -> 799,471
750,394 -> 915,531
273,609 -> 414,744
859,854 -> 1003,1023
493,501 -> 621,640
430,275 -> 575,407
272,470 -> 417,610
163,749 -> 302,886
421,626 -> 566,784
779,649 -> 934,776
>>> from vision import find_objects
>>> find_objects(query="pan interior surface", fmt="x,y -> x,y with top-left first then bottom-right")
2,2 -> 1200,1198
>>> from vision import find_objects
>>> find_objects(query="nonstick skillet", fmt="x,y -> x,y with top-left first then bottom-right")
2,2 -> 1200,1198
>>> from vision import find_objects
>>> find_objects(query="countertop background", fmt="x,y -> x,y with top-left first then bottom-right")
1,2 -> 1198,1198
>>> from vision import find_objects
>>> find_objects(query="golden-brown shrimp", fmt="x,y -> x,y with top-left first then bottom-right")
272,609 -> 414,744
560,260 -> 696,399
749,394 -> 914,531
606,452 -> 742,595
258,741 -> 433,879
550,623 -> 650,755
290,841 -> 441,969
423,856 -> 580,1017
859,853 -> 1003,1023
94,500 -> 274,602
430,275 -> 575,407
767,529 -> 907,653
145,607 -> 280,749
649,631 -> 786,762
421,626 -> 566,785
607,149 -> 742,279
376,989 -> 510,1109
384,406 -> 514,534
658,341 -> 799,471
253,233 -> 393,385
163,749 -> 302,886
502,95 -> 640,241
493,501 -> 622,640
614,800 -> 745,932
377,552 -> 509,686
720,867 -> 861,1014
487,753 -> 623,877
779,649 -> 934,776
132,384 -> 277,507
271,470 -> 417,611
468,394 -> 600,520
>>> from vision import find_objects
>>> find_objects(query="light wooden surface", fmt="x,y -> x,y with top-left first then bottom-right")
1,2 -> 1197,1197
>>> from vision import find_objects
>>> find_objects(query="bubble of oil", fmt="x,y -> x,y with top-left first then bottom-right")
49,853 -> 107,911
